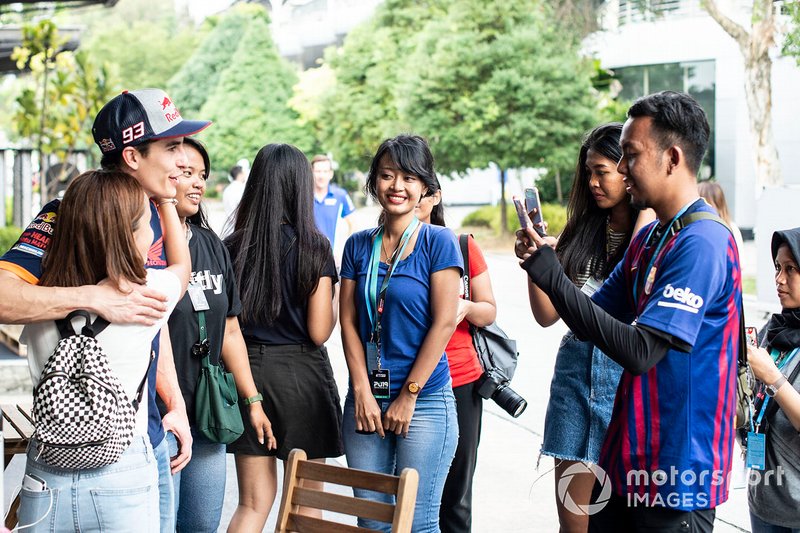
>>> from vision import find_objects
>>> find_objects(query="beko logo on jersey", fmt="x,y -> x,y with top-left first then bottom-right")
657,284 -> 704,314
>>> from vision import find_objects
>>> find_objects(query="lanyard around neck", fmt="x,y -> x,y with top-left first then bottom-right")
754,347 -> 800,431
633,198 -> 700,305
365,217 -> 420,338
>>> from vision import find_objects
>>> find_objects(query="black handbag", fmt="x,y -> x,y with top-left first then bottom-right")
459,235 -> 527,417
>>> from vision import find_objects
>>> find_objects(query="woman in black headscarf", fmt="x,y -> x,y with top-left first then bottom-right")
747,227 -> 800,532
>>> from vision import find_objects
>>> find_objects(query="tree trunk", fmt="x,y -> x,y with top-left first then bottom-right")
555,169 -> 563,204
499,167 -> 508,235
703,0 -> 782,187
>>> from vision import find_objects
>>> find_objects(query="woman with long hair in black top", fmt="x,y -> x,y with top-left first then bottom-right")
160,137 -> 272,532
520,123 -> 653,532
225,144 -> 343,531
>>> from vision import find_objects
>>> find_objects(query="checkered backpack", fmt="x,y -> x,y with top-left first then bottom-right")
32,310 -> 152,469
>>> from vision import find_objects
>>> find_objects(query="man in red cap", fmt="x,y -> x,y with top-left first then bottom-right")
0,88 -> 211,531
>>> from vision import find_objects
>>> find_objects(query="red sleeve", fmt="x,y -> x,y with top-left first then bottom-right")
467,235 -> 488,279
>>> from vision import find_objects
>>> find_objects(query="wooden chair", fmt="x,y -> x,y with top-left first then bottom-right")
3,403 -> 35,529
275,448 -> 419,533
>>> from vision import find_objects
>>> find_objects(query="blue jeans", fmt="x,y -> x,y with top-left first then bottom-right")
157,433 -> 179,532
172,430 -> 227,532
751,511 -> 800,533
19,436 -> 159,532
343,386 -> 458,533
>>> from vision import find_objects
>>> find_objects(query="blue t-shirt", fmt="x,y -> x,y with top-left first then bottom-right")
314,184 -> 355,247
340,223 -> 462,398
0,198 -> 168,447
591,199 -> 742,511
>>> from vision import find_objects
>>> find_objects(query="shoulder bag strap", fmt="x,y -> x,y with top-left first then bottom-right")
459,234 -> 471,301
132,349 -> 155,411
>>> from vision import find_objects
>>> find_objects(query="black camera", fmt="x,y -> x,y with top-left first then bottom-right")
476,369 -> 527,418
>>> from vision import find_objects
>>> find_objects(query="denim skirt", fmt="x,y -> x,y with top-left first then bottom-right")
541,331 -> 622,463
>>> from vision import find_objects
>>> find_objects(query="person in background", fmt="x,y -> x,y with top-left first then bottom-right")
524,123 -> 650,532
414,185 -> 497,533
222,164 -> 247,238
19,170 -> 189,531
225,144 -> 343,532
517,91 -> 741,531
698,180 -> 744,252
164,137 -> 274,532
312,154 -> 355,263
340,134 -> 460,532
746,227 -> 800,533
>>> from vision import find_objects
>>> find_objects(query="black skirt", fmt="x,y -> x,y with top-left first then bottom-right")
227,342 -> 344,460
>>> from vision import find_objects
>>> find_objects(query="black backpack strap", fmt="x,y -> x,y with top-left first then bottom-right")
673,211 -> 730,234
132,349 -> 156,411
674,209 -> 745,366
459,234 -> 471,301
55,310 -> 110,339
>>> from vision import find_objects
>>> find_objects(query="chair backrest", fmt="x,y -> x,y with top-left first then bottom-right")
275,448 -> 419,533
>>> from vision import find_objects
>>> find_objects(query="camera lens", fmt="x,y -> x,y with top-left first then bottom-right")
492,384 -> 528,418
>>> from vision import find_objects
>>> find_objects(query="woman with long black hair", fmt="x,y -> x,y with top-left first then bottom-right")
225,144 -> 343,531
162,138 -> 272,532
517,123 -> 652,532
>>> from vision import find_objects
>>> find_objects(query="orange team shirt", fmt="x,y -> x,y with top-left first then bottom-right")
446,235 -> 488,388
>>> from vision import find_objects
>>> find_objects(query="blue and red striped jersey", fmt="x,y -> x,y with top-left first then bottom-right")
591,199 -> 741,511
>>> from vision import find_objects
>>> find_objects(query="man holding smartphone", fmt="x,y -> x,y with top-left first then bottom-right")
516,91 -> 741,532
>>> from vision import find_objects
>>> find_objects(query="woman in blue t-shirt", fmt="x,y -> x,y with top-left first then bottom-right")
340,134 -> 461,532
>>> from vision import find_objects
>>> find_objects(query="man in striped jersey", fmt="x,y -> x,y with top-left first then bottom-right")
518,91 -> 741,532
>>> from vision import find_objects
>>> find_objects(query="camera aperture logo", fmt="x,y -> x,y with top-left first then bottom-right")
557,463 -> 612,516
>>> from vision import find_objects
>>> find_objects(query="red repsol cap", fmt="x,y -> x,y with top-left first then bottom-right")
92,88 -> 211,154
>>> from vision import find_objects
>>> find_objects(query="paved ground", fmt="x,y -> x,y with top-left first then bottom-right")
0,200 -> 762,531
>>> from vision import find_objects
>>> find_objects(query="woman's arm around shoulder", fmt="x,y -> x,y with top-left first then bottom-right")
158,202 -> 190,294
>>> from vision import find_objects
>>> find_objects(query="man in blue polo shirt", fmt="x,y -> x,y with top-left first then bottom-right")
312,154 -> 354,259
0,88 -> 210,531
517,91 -> 740,531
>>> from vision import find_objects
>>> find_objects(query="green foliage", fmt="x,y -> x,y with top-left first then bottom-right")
78,0 -> 200,90
199,8 -> 313,172
462,202 -> 567,235
307,0 -> 449,171
0,226 -> 22,253
405,0 -> 597,175
9,20 -> 117,198
784,1 -> 800,64
168,4 -> 262,116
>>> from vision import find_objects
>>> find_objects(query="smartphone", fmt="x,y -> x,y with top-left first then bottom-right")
513,196 -> 530,229
524,187 -> 546,237
745,327 -> 758,347
22,473 -> 47,492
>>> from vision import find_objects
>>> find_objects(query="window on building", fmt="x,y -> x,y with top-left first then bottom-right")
613,60 -> 715,178
618,0 -> 702,25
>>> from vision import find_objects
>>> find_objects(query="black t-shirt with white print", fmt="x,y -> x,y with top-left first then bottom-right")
159,224 -> 242,422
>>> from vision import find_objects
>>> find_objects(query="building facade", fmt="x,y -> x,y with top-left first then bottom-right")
587,0 -> 800,234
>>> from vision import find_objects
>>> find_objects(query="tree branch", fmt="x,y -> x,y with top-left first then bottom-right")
702,0 -> 750,47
